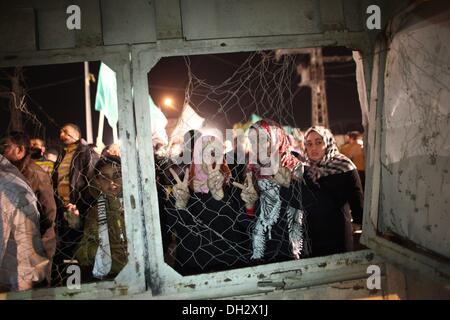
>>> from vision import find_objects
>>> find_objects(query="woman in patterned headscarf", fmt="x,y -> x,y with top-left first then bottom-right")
292,126 -> 364,257
233,120 -> 307,263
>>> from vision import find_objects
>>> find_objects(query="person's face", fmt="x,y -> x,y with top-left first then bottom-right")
60,126 -> 80,145
248,128 -> 271,164
2,139 -> 26,162
200,138 -> 222,172
30,139 -> 45,154
348,136 -> 357,144
95,164 -> 122,197
305,131 -> 326,162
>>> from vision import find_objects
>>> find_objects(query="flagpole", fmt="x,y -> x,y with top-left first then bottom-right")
96,110 -> 105,150
112,124 -> 118,144
84,61 -> 94,143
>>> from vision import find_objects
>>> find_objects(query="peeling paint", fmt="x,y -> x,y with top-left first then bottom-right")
353,284 -> 365,290
135,262 -> 140,273
62,291 -> 81,297
130,195 -> 136,209
429,154 -> 437,165
365,253 -> 374,261
369,289 -> 379,295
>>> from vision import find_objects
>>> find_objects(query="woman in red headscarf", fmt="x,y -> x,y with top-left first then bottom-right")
233,120 -> 308,263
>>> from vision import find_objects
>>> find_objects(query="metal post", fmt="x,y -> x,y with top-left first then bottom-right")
96,110 -> 105,150
84,61 -> 93,143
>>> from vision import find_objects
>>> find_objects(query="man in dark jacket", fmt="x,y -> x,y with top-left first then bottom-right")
1,132 -> 57,284
51,123 -> 99,285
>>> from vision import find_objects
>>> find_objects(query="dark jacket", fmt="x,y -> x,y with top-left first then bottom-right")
164,185 -> 252,275
51,139 -> 99,265
18,156 -> 57,260
75,186 -> 128,279
295,168 -> 364,257
52,139 -> 99,215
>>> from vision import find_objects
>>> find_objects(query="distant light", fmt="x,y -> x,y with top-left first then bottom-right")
357,139 -> 363,147
163,97 -> 174,108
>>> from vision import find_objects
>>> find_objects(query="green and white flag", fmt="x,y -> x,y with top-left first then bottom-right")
95,63 -> 118,127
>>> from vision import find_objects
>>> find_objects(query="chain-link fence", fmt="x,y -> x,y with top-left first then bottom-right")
1,49 -> 364,292
1,130 -> 126,292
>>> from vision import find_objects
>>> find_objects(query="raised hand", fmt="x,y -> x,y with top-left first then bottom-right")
169,168 -> 190,209
206,163 -> 225,201
273,165 -> 292,188
232,172 -> 259,209
192,177 -> 207,193
64,203 -> 81,229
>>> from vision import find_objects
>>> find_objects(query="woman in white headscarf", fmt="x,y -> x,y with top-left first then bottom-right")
292,126 -> 364,257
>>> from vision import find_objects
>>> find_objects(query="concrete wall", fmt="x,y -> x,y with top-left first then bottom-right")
1,0 -> 402,54
379,1 -> 450,259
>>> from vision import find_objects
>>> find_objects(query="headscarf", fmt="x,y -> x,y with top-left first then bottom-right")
190,135 -> 231,193
244,120 -> 303,260
246,120 -> 300,179
304,126 -> 356,184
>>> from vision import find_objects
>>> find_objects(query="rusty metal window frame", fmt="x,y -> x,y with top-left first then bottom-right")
0,32 -> 389,299
0,45 -> 148,299
131,37 -> 382,299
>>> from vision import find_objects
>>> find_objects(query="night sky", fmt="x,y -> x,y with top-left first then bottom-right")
0,61 -> 104,149
1,46 -> 362,150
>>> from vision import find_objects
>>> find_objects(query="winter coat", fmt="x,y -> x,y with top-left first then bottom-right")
164,185 -> 252,275
52,139 -> 99,213
0,155 -> 49,292
75,186 -> 128,279
295,168 -> 364,257
19,157 -> 57,260
52,139 -> 99,261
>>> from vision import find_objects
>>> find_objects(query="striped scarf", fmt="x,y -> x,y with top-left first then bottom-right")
92,194 -> 112,279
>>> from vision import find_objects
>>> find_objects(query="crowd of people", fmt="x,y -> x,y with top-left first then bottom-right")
156,120 -> 365,275
0,123 -> 125,292
0,119 -> 365,292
